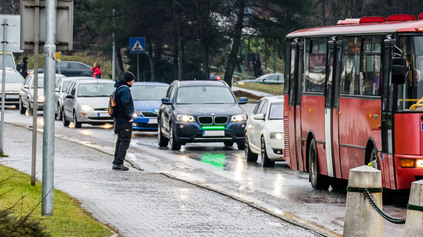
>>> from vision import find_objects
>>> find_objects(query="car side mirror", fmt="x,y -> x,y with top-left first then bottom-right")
24,85 -> 29,89
65,94 -> 74,99
253,114 -> 265,120
55,88 -> 59,92
392,57 -> 407,84
238,97 -> 248,104
161,98 -> 172,105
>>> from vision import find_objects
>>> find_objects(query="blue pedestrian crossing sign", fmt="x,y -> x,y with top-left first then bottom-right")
129,37 -> 145,53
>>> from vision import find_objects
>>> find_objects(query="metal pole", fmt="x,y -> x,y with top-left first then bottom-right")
112,8 -> 115,81
42,0 -> 56,216
31,0 -> 40,186
0,19 -> 8,156
137,54 -> 139,82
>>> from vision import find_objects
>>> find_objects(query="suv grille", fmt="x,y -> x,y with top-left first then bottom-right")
198,116 -> 213,124
198,116 -> 228,125
214,116 -> 228,124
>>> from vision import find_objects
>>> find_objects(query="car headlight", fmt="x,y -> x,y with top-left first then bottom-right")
238,82 -> 244,85
231,114 -> 247,122
177,114 -> 195,122
37,95 -> 45,102
270,132 -> 284,140
132,113 -> 138,118
80,104 -> 94,111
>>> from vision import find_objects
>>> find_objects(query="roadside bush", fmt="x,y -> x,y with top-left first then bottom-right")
0,209 -> 50,237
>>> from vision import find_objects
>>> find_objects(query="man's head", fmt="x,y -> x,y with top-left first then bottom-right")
23,57 -> 28,62
124,71 -> 135,86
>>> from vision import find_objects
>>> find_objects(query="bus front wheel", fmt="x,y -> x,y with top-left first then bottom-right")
309,139 -> 330,190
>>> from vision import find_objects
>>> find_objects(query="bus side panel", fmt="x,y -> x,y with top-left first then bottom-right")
287,104 -> 297,170
395,113 -> 421,155
301,95 -> 327,174
381,153 -> 395,189
338,97 -> 381,179
332,109 -> 342,179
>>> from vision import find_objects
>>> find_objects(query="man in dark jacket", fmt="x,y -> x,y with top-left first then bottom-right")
112,71 -> 135,171
20,57 -> 28,78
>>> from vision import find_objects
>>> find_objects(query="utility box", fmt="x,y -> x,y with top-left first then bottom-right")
20,0 -> 73,51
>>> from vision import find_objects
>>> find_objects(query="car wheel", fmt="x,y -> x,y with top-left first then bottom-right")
63,110 -> 70,127
55,103 -> 61,120
309,138 -> 330,190
73,112 -> 82,128
224,141 -> 234,147
19,98 -> 26,115
245,136 -> 258,162
157,121 -> 169,147
261,137 -> 275,167
169,124 -> 181,151
236,142 -> 245,150
28,101 -> 33,116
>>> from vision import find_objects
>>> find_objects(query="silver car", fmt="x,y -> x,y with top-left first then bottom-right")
19,73 -> 66,115
0,69 -> 25,108
54,77 -> 91,120
62,78 -> 115,128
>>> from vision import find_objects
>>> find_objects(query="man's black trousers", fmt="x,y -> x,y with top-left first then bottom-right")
113,122 -> 132,165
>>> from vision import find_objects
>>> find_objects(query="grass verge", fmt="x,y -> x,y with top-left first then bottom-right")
233,83 -> 284,95
0,165 -> 113,237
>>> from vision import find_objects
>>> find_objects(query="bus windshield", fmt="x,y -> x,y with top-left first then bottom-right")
397,36 -> 423,111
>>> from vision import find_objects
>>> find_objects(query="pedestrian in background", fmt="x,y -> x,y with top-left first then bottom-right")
112,71 -> 135,171
19,57 -> 28,79
91,62 -> 102,78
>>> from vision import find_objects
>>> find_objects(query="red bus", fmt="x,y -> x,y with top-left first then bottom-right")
284,14 -> 423,190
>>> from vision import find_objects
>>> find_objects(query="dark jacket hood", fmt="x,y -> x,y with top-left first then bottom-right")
114,80 -> 131,88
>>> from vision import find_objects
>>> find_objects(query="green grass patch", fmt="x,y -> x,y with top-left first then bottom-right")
234,83 -> 284,95
0,165 -> 113,237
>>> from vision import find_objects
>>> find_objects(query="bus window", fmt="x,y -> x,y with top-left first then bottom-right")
397,36 -> 423,110
304,38 -> 326,93
341,37 -> 361,95
361,37 -> 382,96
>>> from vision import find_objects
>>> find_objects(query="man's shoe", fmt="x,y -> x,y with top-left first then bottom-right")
112,164 -> 129,171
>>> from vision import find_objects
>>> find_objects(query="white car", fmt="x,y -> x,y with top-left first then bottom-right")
245,96 -> 284,167
19,73 -> 66,115
62,78 -> 115,128
0,69 -> 25,108
55,77 -> 91,120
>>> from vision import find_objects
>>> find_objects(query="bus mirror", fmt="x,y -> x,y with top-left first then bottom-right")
392,57 -> 407,84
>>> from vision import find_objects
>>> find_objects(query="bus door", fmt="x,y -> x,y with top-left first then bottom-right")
287,39 -> 303,170
324,39 -> 341,178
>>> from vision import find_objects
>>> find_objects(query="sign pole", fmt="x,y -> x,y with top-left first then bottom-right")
137,54 -> 139,82
0,19 -> 8,157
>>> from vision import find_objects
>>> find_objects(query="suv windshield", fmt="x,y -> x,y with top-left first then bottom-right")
77,83 -> 114,97
176,86 -> 236,104
132,85 -> 168,100
397,36 -> 423,111
268,102 -> 283,120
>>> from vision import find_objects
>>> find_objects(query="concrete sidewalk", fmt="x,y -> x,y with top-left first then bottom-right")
0,123 -> 319,237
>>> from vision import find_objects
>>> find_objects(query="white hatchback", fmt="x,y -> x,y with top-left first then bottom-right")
245,96 -> 284,167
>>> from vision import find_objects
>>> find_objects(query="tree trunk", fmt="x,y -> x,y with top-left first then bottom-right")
116,48 -> 124,77
147,37 -> 155,82
203,44 -> 209,80
178,36 -> 184,81
224,0 -> 246,87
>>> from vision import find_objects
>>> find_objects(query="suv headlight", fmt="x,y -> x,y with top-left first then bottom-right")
231,114 -> 247,122
270,132 -> 284,140
177,114 -> 195,122
80,104 -> 94,111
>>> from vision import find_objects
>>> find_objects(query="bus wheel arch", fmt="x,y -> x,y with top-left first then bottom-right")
306,131 -> 315,173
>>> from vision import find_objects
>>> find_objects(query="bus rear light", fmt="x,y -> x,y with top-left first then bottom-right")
400,159 -> 415,168
417,160 -> 423,168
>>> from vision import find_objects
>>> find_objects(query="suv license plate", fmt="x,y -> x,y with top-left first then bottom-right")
203,130 -> 224,136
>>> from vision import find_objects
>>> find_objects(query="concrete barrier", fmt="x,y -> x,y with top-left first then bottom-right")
404,180 -> 423,236
343,165 -> 383,237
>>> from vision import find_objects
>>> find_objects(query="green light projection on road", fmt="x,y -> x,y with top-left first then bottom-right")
201,153 -> 226,169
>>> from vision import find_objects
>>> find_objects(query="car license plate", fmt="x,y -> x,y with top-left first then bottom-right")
203,130 -> 224,137
97,113 -> 108,117
148,118 -> 157,124
5,94 -> 18,99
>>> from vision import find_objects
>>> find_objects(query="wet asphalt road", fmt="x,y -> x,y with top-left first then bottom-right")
2,105 -> 409,236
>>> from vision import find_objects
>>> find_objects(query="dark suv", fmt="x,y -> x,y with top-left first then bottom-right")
157,80 -> 248,151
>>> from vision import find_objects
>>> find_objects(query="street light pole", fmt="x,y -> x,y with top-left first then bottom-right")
0,19 -> 8,157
